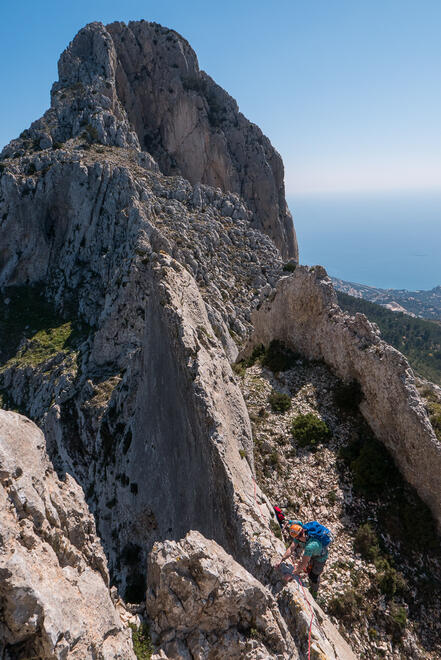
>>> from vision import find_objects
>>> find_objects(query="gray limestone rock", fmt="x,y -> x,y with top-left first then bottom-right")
0,410 -> 135,659
1,20 -> 297,261
147,530 -> 297,660
3,18 -> 438,659
146,530 -> 355,660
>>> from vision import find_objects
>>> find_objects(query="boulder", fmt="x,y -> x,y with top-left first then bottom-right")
147,530 -> 297,659
146,530 -> 356,660
0,410 -> 135,659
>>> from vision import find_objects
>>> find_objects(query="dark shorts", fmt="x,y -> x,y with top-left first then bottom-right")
308,557 -> 326,584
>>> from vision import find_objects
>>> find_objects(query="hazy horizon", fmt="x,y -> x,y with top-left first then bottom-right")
289,189 -> 441,291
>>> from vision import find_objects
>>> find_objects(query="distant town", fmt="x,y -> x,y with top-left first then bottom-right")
332,278 -> 441,321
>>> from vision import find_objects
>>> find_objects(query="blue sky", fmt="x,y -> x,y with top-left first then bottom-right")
1,0 -> 440,195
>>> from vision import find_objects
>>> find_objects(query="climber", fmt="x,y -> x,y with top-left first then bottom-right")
275,521 -> 331,597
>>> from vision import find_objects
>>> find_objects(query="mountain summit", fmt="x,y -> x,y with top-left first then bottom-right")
2,20 -> 298,261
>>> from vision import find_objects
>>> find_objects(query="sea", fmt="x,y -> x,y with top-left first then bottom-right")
288,190 -> 441,291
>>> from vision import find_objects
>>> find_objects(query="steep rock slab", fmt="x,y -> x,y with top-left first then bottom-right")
0,410 -> 135,659
0,145 -> 280,588
244,266 -> 441,529
147,531 -> 355,660
1,20 -> 297,261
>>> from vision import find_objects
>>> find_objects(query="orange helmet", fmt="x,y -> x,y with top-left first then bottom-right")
289,523 -> 304,539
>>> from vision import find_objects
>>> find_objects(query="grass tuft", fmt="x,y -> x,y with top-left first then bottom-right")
129,623 -> 153,659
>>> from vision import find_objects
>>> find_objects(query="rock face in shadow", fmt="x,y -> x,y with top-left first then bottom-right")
0,410 -> 135,659
243,266 -> 441,529
1,21 -> 297,261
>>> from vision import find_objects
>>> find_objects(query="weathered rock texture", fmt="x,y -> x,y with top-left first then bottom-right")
0,410 -> 135,659
1,21 -> 297,261
243,265 -> 441,529
0,142 -> 283,589
147,530 -> 355,660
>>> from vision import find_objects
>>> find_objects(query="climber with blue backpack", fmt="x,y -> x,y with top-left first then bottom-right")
274,516 -> 332,597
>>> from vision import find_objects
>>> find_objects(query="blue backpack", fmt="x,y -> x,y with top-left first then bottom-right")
303,521 -> 333,547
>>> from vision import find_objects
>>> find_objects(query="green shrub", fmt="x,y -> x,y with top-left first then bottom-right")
232,344 -> 265,376
232,362 -> 246,377
327,589 -> 360,621
2,322 -> 74,369
282,262 -> 296,273
248,343 -> 266,364
0,284 -> 89,369
354,523 -> 380,562
129,623 -> 153,659
182,75 -> 207,94
270,519 -> 282,540
233,341 -> 299,376
350,438 -> 395,498
291,413 -> 331,448
334,380 -> 363,411
374,557 -> 407,597
269,390 -> 291,413
261,340 -> 298,373
387,603 -> 407,640
326,490 -> 337,506
82,123 -> 100,144
427,401 -> 441,440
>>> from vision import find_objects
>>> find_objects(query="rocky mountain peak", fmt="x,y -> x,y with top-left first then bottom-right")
3,19 -> 298,260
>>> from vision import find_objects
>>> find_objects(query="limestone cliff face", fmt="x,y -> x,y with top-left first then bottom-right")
0,21 -> 351,657
0,147 -> 278,590
1,20 -> 297,261
146,531 -> 355,660
243,266 -> 441,529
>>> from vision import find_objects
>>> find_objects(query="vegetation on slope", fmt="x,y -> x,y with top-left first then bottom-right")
337,291 -> 441,385
129,623 -> 153,660
240,345 -> 441,658
0,285 -> 89,371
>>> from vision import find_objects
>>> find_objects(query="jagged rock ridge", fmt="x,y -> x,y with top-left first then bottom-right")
244,266 -> 441,529
0,20 -> 348,659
